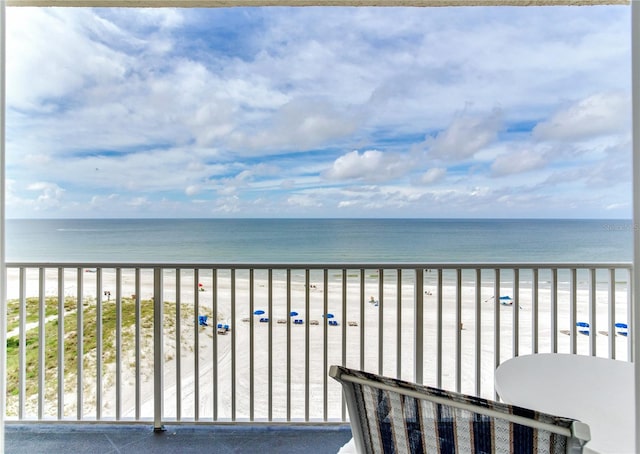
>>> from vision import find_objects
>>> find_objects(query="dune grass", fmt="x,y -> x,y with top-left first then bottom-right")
5,296 -> 156,401
5,293 -> 216,417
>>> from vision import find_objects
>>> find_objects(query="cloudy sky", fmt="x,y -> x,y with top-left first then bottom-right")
6,5 -> 631,219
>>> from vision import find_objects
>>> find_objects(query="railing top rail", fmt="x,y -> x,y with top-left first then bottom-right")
4,261 -> 634,270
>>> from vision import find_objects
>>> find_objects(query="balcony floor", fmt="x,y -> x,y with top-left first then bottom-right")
4,423 -> 353,453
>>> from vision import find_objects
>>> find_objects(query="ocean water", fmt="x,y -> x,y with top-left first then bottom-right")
5,218 -> 633,263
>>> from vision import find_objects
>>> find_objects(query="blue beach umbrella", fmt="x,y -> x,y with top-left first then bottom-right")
254,309 -> 265,315
576,321 -> 590,336
290,311 -> 299,317
615,322 -> 629,337
323,313 -> 335,319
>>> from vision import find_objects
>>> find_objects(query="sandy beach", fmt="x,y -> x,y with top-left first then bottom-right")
4,266 -> 631,421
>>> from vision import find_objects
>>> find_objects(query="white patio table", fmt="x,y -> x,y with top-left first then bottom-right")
494,353 -> 634,454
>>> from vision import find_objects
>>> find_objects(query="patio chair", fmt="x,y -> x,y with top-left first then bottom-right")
329,365 -> 590,454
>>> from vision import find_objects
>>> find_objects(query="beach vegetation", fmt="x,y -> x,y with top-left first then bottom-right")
6,296 -> 218,415
4,296 -> 199,415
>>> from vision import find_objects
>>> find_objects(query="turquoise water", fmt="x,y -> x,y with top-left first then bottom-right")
5,218 -> 633,263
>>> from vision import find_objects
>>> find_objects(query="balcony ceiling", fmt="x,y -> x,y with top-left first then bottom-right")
4,0 -> 630,7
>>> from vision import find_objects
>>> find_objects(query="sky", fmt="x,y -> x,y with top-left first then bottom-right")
5,5 -> 632,219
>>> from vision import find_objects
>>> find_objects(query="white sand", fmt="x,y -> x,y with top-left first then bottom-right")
4,267 -> 631,421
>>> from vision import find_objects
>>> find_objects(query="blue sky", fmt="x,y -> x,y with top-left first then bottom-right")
6,5 -> 631,219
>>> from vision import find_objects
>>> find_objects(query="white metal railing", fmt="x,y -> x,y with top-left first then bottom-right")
3,262 -> 633,430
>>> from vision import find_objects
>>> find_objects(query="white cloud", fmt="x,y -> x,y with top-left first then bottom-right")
127,197 -> 151,208
420,168 -> 446,185
324,149 -> 413,183
230,98 -> 360,153
287,194 -> 323,208
25,182 -> 65,210
491,149 -> 547,176
214,196 -> 241,213
337,200 -> 357,209
606,203 -> 628,211
8,9 -> 134,112
533,92 -> 630,142
324,150 -> 384,180
5,6 -> 632,219
424,109 -> 504,161
185,185 -> 201,196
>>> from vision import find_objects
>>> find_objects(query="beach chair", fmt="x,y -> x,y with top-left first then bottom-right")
330,365 -> 590,454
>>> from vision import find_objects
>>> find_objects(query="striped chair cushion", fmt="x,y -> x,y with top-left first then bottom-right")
342,368 -> 575,454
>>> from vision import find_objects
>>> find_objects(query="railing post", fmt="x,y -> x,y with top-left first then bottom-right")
396,269 -> 402,380
609,268 -> 616,360
115,268 -> 122,420
57,267 -> 65,420
570,268 -> 577,355
551,268 -> 558,353
589,268 -> 597,357
414,268 -> 424,384
455,268 -> 462,393
340,268 -> 348,420
532,268 -> 539,354
475,268 -> 481,397
436,268 -> 443,388
286,268 -> 292,421
38,267 -> 45,420
193,268 -> 200,421
493,268 -> 500,381
378,268 -> 384,376
76,268 -> 84,420
153,267 -> 165,432
18,268 -> 26,419
135,268 -> 141,420
96,268 -> 102,420
304,268 -> 310,421
359,269 -> 365,372
627,268 -> 633,362
512,269 -> 519,358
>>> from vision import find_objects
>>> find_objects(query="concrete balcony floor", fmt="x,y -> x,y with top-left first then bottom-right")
4,423 -> 353,454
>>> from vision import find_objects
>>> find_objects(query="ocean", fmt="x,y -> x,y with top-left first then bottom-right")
5,218 -> 633,263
